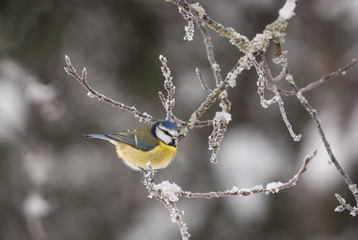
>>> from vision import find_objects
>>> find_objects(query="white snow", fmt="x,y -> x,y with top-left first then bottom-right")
334,205 -> 345,213
214,111 -> 232,123
153,181 -> 182,202
231,186 -> 239,193
279,0 -> 296,20
266,181 -> 284,194
184,20 -> 194,41
87,91 -> 95,98
191,3 -> 206,19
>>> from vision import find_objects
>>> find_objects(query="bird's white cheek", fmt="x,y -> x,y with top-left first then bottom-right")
156,129 -> 172,145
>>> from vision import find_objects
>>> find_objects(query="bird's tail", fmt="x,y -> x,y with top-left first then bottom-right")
83,134 -> 117,141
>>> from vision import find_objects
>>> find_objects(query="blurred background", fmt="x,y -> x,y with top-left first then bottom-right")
1,0 -> 358,239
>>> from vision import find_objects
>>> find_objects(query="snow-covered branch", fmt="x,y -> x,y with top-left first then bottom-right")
142,166 -> 190,240
180,149 -> 317,199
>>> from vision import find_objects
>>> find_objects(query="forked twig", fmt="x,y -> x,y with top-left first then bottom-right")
159,55 -> 176,121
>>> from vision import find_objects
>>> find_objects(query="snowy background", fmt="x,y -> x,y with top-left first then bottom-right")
0,0 -> 358,239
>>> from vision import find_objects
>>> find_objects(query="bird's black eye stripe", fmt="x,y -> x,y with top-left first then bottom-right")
158,126 -> 172,137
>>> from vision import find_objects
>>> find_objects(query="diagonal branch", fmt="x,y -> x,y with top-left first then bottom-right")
278,58 -> 358,96
64,55 -> 157,124
300,58 -> 358,93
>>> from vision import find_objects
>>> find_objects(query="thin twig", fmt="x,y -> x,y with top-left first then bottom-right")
250,54 -> 278,108
260,54 -> 301,141
159,55 -> 176,121
296,91 -> 358,205
194,18 -> 223,86
224,61 -> 243,88
64,55 -> 157,124
278,58 -> 358,96
300,58 -> 358,93
250,53 -> 301,141
195,68 -> 212,93
335,193 -> 358,216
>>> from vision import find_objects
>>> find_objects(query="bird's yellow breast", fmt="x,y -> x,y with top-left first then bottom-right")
113,141 -> 177,171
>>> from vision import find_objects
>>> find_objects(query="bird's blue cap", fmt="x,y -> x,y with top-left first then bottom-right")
151,121 -> 178,137
160,121 -> 178,130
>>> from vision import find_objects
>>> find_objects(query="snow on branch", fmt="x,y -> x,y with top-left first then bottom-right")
142,149 -> 316,238
142,166 -> 190,240
279,0 -> 297,20
208,111 -> 231,164
180,149 -> 317,199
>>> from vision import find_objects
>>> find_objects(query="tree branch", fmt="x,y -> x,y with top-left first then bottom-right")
180,149 -> 316,199
64,55 -> 157,124
278,58 -> 358,96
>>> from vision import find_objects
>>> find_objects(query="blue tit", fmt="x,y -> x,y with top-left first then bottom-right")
84,121 -> 179,171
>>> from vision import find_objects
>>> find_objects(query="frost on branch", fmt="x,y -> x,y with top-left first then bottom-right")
191,3 -> 205,19
208,111 -> 231,164
142,147 -> 317,240
175,1 -> 195,41
250,53 -> 301,142
158,55 -> 176,121
180,149 -> 317,199
335,193 -> 358,217
184,20 -> 194,41
265,182 -> 285,194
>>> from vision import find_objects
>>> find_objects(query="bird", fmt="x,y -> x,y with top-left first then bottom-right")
83,121 -> 179,171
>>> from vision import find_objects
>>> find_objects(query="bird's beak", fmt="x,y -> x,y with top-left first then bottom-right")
174,136 -> 179,146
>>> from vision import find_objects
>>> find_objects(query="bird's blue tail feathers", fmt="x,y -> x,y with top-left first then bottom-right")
83,134 -> 116,141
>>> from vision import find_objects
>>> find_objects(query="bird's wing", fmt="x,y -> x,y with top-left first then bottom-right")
107,125 -> 159,151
